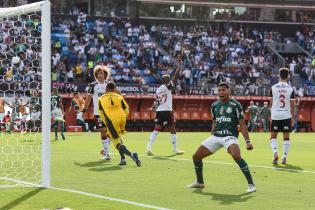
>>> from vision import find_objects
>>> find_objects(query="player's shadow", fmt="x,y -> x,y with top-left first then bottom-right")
0,187 -> 45,210
74,161 -> 122,171
193,189 -> 254,205
152,154 -> 178,162
273,164 -> 303,173
74,160 -> 110,168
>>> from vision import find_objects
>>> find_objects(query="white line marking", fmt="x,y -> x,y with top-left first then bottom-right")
53,151 -> 315,174
0,177 -> 40,187
0,177 -> 171,210
161,157 -> 315,174
50,187 -> 171,210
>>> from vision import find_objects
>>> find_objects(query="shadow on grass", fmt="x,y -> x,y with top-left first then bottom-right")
273,164 -> 303,172
193,189 -> 254,205
152,153 -> 182,161
74,160 -> 111,168
74,161 -> 122,172
89,165 -> 123,171
0,187 -> 45,210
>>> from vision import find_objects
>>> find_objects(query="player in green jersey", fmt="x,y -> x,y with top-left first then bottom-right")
28,90 -> 42,132
246,101 -> 259,132
186,82 -> 256,193
51,88 -> 65,140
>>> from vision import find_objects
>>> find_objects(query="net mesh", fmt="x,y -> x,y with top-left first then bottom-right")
0,6 -> 42,187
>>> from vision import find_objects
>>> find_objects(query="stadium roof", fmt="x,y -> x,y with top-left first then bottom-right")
137,0 -> 315,10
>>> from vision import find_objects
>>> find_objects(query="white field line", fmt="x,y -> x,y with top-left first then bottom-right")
51,187 -> 171,210
0,177 -> 171,210
52,151 -> 315,174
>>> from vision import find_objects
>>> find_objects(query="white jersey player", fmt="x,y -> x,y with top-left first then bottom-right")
83,65 -> 111,160
269,68 -> 296,165
146,67 -> 184,155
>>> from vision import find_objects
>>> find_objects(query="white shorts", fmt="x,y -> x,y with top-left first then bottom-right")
30,111 -> 41,121
0,113 -> 4,122
52,108 -> 64,121
76,112 -> 84,121
201,135 -> 239,153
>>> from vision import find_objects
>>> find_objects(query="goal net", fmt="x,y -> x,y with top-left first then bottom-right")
0,1 -> 51,188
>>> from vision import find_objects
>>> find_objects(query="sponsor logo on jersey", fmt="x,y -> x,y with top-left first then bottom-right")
216,116 -> 232,123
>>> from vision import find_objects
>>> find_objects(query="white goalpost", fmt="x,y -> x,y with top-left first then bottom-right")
0,0 -> 51,188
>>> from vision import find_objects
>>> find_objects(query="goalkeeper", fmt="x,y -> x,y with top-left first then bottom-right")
98,82 -> 141,167
51,88 -> 65,141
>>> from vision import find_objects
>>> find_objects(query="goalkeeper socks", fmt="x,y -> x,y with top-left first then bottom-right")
170,133 -> 177,150
283,139 -> 290,159
147,130 -> 158,151
118,144 -> 132,157
193,160 -> 204,184
270,138 -> 278,155
237,159 -> 254,185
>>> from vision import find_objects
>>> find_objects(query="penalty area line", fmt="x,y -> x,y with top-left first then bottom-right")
51,186 -> 172,210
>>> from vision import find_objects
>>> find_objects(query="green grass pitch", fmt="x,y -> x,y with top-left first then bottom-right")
1,132 -> 315,210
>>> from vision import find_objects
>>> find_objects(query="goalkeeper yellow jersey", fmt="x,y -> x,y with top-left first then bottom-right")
98,92 -> 129,120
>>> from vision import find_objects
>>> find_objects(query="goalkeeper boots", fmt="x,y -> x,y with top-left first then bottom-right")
131,153 -> 141,167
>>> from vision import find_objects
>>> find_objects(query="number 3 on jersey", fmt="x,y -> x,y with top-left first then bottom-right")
279,94 -> 285,108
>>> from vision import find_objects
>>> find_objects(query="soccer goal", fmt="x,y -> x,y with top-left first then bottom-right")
0,0 -> 51,188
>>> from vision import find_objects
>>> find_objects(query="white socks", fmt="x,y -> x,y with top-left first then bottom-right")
171,133 -> 177,150
283,140 -> 290,159
102,138 -> 111,155
147,130 -> 158,151
271,138 -> 291,159
270,138 -> 278,155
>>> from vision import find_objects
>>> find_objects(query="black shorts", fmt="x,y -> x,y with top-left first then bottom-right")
271,118 -> 292,132
154,111 -> 174,127
94,115 -> 106,129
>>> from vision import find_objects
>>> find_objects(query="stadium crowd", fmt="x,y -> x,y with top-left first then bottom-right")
49,13 -> 315,96
0,10 -> 315,96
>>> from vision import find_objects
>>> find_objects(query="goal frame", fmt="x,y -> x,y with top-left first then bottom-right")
0,0 -> 51,188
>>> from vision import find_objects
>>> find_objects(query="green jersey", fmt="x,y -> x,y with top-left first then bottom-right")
30,97 -> 41,113
51,94 -> 62,110
260,107 -> 271,119
248,105 -> 259,119
211,99 -> 244,138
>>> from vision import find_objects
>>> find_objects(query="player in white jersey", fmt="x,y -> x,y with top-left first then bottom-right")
269,68 -> 296,165
83,65 -> 119,160
146,65 -> 184,155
